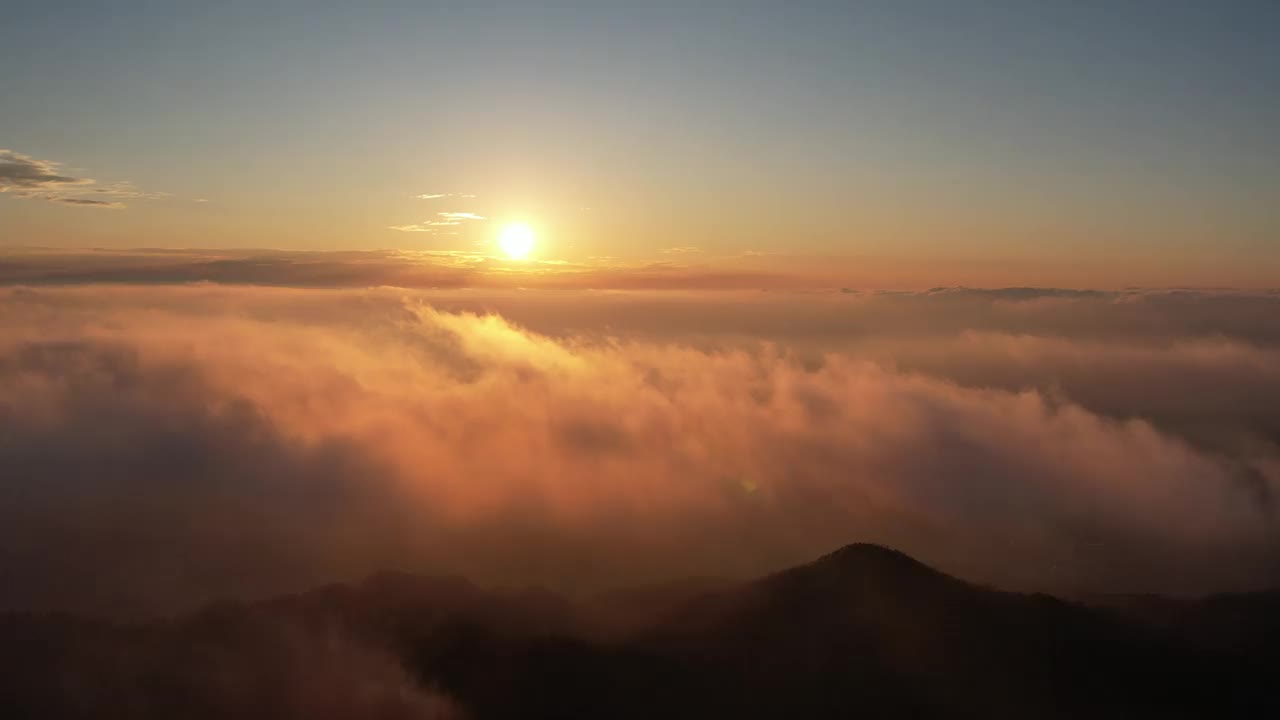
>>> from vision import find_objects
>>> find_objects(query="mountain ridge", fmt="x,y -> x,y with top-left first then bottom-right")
3,542 -> 1276,719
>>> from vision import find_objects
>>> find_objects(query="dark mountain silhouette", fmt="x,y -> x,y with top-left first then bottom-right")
2,544 -> 1276,719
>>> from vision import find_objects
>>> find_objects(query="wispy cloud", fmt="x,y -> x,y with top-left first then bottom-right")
89,181 -> 169,201
415,193 -> 478,200
389,221 -> 462,232
662,246 -> 703,255
390,211 -> 487,233
0,149 -> 161,209
389,224 -> 454,232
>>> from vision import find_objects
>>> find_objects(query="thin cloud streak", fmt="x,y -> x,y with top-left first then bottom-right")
4,248 -> 1280,294
389,221 -> 463,232
390,212 -> 486,233
50,197 -> 126,208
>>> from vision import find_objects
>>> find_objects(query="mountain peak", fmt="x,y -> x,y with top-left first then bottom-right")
726,543 -> 963,620
813,543 -> 936,576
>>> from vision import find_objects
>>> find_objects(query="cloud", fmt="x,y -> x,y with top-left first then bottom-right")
416,193 -> 477,200
49,197 -> 126,208
0,249 -> 481,288
0,285 -> 1277,619
662,246 -> 704,255
389,222 -> 463,232
0,248 -> 801,289
390,212 -> 486,233
0,149 -> 91,190
4,604 -> 465,719
88,181 -> 169,201
0,149 -> 160,208
4,248 -> 1280,320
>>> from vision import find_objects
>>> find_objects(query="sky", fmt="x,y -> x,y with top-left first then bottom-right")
1,1 -> 1277,288
2,3 -> 1280,619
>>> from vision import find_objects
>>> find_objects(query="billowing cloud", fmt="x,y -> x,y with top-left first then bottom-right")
0,149 -> 161,208
0,285 -> 1277,619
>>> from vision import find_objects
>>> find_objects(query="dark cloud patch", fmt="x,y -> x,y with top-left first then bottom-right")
0,149 -> 157,208
0,250 -> 476,288
0,248 -> 801,291
0,149 -> 87,189
50,197 -> 125,208
2,249 -> 1277,330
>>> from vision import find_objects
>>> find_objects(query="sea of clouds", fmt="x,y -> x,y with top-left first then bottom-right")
2,280 -> 1278,616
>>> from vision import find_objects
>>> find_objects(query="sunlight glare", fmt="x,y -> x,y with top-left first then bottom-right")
498,223 -> 536,260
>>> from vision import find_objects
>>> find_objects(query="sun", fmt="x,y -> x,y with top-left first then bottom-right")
497,222 -> 536,260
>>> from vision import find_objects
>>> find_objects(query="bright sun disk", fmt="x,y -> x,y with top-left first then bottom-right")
498,223 -> 536,260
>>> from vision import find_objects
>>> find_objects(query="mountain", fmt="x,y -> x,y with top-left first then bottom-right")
2,544 -> 1275,719
637,544 -> 1253,718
